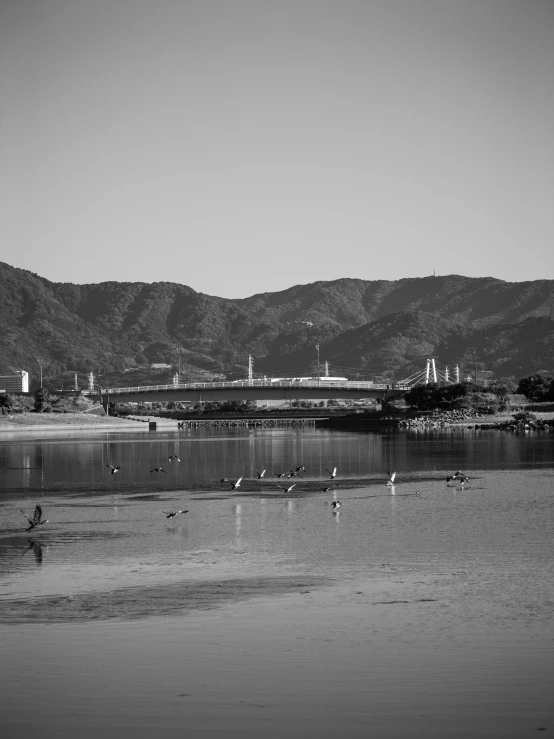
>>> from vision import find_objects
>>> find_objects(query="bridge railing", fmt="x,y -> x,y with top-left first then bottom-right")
98,379 -> 394,395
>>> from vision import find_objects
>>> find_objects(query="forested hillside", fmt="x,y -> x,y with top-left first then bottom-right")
1,261 -> 553,388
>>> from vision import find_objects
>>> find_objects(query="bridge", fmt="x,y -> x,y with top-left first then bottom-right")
97,379 -> 407,405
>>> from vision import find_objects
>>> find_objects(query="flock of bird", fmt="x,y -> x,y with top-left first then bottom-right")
18,460 -> 471,533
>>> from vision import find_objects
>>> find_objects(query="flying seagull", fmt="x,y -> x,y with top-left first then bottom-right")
20,505 -> 48,532
325,467 -> 337,479
331,500 -> 341,509
150,467 -> 168,474
386,471 -> 396,486
256,469 -> 266,479
229,477 -> 243,490
164,509 -> 188,519
168,455 -> 181,463
107,465 -> 121,474
278,483 -> 296,493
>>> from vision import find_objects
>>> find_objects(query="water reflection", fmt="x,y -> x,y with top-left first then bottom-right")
25,539 -> 44,565
1,426 -> 552,499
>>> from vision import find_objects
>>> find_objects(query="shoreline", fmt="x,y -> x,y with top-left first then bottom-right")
1,410 -> 552,434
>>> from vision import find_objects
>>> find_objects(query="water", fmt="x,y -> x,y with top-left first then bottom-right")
1,426 -> 553,738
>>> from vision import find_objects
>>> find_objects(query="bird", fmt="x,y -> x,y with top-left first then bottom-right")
229,477 -> 243,490
150,467 -> 168,474
168,455 -> 181,463
386,471 -> 396,486
295,466 -> 305,472
107,465 -> 121,474
331,500 -> 341,509
325,467 -> 337,479
20,505 -> 48,532
278,483 -> 296,493
256,469 -> 266,479
276,472 -> 287,479
219,477 -> 230,483
164,509 -> 188,519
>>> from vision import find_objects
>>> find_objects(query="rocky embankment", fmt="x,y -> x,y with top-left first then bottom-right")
398,411 -> 554,430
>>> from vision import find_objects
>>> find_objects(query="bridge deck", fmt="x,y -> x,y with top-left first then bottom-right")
95,380 -> 406,404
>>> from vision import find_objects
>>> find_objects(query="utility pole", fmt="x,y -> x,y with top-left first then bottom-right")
316,343 -> 320,385
176,347 -> 181,382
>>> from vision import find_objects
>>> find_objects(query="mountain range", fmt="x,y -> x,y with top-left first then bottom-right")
1,261 -> 553,388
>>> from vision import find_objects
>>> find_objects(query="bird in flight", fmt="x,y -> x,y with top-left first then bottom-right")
295,466 -> 305,472
386,471 -> 396,486
150,467 -> 168,474
256,469 -> 266,479
278,483 -> 296,493
276,472 -> 287,478
107,465 -> 121,474
229,477 -> 243,489
325,467 -> 337,479
20,505 -> 48,532
331,500 -> 341,509
168,455 -> 181,463
164,509 -> 188,518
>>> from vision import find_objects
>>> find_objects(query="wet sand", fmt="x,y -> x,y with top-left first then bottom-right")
0,574 -> 328,623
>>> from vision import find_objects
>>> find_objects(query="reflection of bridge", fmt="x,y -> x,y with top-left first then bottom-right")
98,380 -> 407,405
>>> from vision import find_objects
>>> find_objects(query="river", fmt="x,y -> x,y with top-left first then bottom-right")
0,425 -> 553,738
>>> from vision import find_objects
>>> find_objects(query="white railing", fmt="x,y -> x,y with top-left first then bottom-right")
99,379 -> 392,395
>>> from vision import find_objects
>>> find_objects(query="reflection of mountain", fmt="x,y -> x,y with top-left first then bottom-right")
1,261 -> 554,381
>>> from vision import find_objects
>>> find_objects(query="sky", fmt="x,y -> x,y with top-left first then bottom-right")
1,0 -> 553,298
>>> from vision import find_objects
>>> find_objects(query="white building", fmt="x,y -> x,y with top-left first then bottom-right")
0,370 -> 29,393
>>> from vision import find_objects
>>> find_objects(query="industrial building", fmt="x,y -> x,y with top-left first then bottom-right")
0,370 -> 29,393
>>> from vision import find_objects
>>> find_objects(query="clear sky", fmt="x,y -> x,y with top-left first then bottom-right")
1,0 -> 553,298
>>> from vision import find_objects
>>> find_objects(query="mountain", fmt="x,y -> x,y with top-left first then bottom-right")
1,261 -> 553,388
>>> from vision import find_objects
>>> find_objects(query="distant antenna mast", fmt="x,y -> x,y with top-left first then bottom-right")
89,372 -> 94,392
324,361 -> 329,378
433,268 -> 437,277
248,355 -> 253,384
